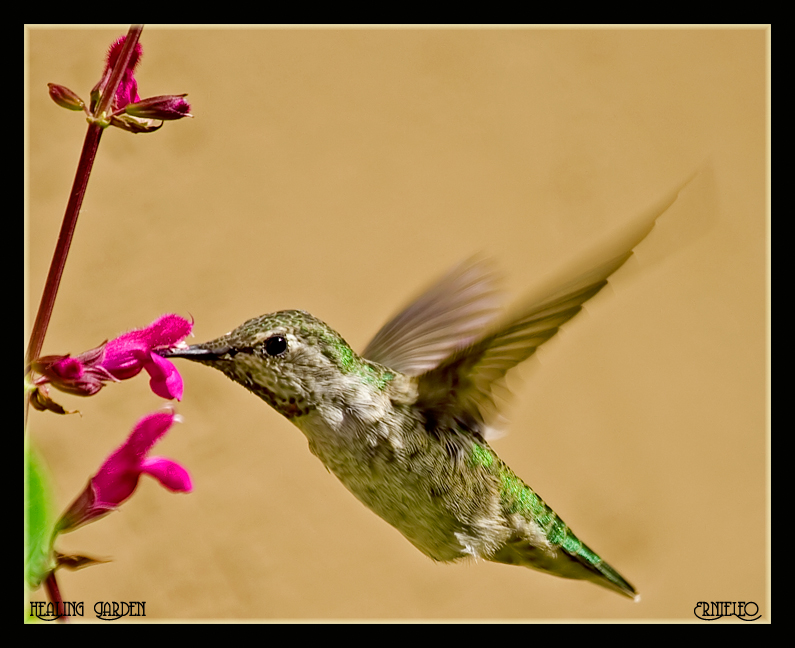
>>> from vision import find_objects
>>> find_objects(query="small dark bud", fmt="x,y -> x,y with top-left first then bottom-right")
125,94 -> 192,120
47,83 -> 85,112
55,551 -> 110,571
29,386 -> 77,415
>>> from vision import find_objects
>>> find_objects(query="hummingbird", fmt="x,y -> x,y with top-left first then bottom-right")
164,250 -> 646,600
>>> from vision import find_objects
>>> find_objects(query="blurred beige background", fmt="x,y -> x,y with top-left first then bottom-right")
26,26 -> 768,620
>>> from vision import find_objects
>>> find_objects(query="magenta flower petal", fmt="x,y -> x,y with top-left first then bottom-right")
51,356 -> 84,380
92,410 -> 177,507
102,337 -> 149,381
89,36 -> 143,117
105,36 -> 142,109
140,457 -> 192,492
144,352 -> 184,400
145,314 -> 194,348
106,36 -> 142,75
55,409 -> 191,535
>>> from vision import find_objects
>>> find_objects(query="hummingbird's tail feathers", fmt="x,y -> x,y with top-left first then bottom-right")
491,534 -> 638,600
580,553 -> 639,601
561,536 -> 639,600
362,256 -> 502,376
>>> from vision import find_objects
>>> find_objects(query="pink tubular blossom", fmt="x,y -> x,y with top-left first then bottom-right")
102,36 -> 142,111
56,409 -> 192,534
30,314 -> 193,405
102,314 -> 193,399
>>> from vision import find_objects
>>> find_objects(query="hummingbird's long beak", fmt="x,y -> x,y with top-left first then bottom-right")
156,345 -> 229,361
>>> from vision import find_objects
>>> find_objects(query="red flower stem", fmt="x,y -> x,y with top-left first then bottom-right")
25,25 -> 144,371
25,122 -> 102,369
43,571 -> 69,623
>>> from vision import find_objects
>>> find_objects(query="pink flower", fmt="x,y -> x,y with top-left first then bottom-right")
56,409 -> 192,534
105,36 -> 142,110
90,36 -> 142,114
102,314 -> 193,399
49,35 -> 192,134
31,314 -> 193,406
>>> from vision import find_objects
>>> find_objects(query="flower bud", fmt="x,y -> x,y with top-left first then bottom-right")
47,83 -> 85,112
125,94 -> 192,120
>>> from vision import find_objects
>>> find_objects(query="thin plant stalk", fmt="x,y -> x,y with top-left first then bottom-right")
43,571 -> 68,624
26,24 -> 144,618
25,25 -> 144,371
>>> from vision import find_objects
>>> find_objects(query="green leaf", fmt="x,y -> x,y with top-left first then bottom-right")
25,440 -> 56,590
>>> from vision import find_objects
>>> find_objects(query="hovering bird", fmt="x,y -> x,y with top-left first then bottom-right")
163,187 -> 691,600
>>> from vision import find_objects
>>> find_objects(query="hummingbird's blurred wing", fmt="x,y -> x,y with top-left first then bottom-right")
362,257 -> 502,376
416,252 -> 633,432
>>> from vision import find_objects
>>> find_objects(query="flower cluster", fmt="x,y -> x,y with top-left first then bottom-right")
48,36 -> 192,134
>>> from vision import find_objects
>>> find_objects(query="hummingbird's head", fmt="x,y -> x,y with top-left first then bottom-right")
162,310 -> 368,420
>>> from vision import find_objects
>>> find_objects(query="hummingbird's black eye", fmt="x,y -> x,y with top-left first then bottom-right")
263,335 -> 288,357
